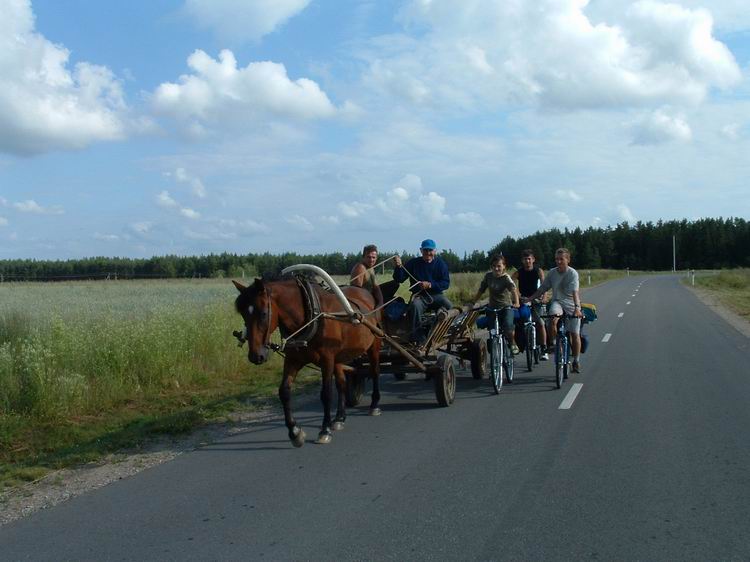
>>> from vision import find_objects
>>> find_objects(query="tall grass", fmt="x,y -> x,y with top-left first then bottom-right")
692,269 -> 750,318
0,280 -> 290,480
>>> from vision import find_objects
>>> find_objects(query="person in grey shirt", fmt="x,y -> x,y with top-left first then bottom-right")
523,247 -> 584,372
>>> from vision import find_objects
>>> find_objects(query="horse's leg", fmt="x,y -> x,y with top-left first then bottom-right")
368,336 -> 382,416
332,363 -> 347,431
315,357 -> 335,444
280,357 -> 306,448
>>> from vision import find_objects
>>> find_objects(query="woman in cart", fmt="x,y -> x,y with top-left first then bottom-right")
471,254 -> 521,354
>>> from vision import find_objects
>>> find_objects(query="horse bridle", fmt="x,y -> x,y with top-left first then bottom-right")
234,286 -> 280,352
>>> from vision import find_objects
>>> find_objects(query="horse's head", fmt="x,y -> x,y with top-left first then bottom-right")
233,278 -> 277,365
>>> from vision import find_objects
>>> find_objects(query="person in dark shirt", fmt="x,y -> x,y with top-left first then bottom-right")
512,249 -> 549,360
393,238 -> 452,345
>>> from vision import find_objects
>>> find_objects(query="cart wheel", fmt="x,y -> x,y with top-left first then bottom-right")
469,339 -> 488,379
345,372 -> 364,407
434,355 -> 456,407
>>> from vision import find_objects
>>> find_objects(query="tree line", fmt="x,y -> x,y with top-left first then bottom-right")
0,217 -> 747,281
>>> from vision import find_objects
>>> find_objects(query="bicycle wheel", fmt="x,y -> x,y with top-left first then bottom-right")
525,324 -> 534,372
489,336 -> 503,394
563,338 -> 570,380
504,339 -> 514,383
555,336 -> 565,389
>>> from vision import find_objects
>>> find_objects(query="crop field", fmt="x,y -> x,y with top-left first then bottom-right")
0,268 -> 628,485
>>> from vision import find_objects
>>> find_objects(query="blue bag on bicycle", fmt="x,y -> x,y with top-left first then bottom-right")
516,304 -> 531,322
580,333 -> 589,353
476,315 -> 489,330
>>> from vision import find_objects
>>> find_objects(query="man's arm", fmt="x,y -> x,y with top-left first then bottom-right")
392,256 -> 408,283
431,259 -> 450,292
350,263 -> 367,287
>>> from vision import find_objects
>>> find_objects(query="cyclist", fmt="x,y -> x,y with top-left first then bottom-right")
393,238 -> 452,345
350,244 -> 384,309
471,254 -> 520,354
522,247 -> 583,372
512,249 -> 549,361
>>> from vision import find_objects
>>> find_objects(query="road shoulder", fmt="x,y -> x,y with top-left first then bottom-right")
686,284 -> 750,339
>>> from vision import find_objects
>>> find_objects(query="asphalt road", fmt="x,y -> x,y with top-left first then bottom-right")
2,275 -> 749,561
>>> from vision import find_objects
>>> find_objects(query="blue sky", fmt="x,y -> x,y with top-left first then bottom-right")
1,0 -> 749,259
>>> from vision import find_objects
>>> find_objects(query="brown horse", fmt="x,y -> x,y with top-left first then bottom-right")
233,277 -> 382,446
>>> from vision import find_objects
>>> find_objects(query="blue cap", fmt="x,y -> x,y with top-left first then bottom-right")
420,239 -> 437,250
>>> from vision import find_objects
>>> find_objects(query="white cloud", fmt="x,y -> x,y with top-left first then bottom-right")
720,123 -> 741,140
537,210 -> 571,227
184,0 -> 312,42
515,201 -> 538,211
555,189 -> 582,202
616,204 -> 636,222
285,214 -> 314,231
152,49 -> 338,135
12,199 -> 64,214
369,0 -> 741,113
94,233 -> 119,241
0,0 -> 128,156
130,222 -> 152,234
0,217 -> 8,226
156,190 -> 178,208
179,208 -> 200,219
171,167 -> 207,198
631,109 -> 692,145
455,211 -> 485,227
218,218 -> 269,234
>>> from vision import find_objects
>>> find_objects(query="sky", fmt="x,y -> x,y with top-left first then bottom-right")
1,0 -> 749,260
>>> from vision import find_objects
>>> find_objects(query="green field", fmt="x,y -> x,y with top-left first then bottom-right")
0,268 -> 630,487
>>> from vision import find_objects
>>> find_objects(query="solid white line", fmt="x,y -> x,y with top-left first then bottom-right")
626,301 -> 631,305
559,383 -> 584,410
602,333 -> 612,342
618,312 -> 624,318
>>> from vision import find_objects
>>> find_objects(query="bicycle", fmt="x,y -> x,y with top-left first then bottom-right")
519,302 -> 545,372
484,306 -> 515,393
541,311 -> 572,389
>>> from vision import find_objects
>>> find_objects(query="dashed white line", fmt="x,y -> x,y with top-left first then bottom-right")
618,313 -> 624,318
559,383 -> 584,410
626,301 -> 631,305
631,294 -> 636,297
602,333 -> 612,342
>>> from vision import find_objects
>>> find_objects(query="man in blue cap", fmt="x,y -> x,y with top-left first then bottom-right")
393,238 -> 452,346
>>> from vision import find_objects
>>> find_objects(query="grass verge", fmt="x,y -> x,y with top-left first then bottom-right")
689,269 -> 750,320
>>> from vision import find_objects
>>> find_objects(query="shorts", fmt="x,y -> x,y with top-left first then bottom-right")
530,301 -> 546,324
548,300 -> 581,334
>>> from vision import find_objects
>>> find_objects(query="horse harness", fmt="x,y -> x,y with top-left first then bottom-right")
281,274 -> 324,349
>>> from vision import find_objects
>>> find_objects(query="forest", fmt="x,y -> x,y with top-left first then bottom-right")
1,217 -> 748,281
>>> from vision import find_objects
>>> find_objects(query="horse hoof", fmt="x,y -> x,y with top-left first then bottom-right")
290,429 -> 306,448
332,421 -> 345,431
369,408 -> 382,416
315,432 -> 332,445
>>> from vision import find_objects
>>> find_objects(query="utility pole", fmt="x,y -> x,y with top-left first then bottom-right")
672,235 -> 676,272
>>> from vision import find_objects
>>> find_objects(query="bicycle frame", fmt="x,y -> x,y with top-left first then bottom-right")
542,311 -> 570,389
485,306 -> 514,391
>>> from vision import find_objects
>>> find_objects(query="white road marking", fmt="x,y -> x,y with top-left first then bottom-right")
559,383 -> 584,410
626,301 -> 631,305
631,294 -> 636,297
602,333 -> 612,342
618,313 -> 624,318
